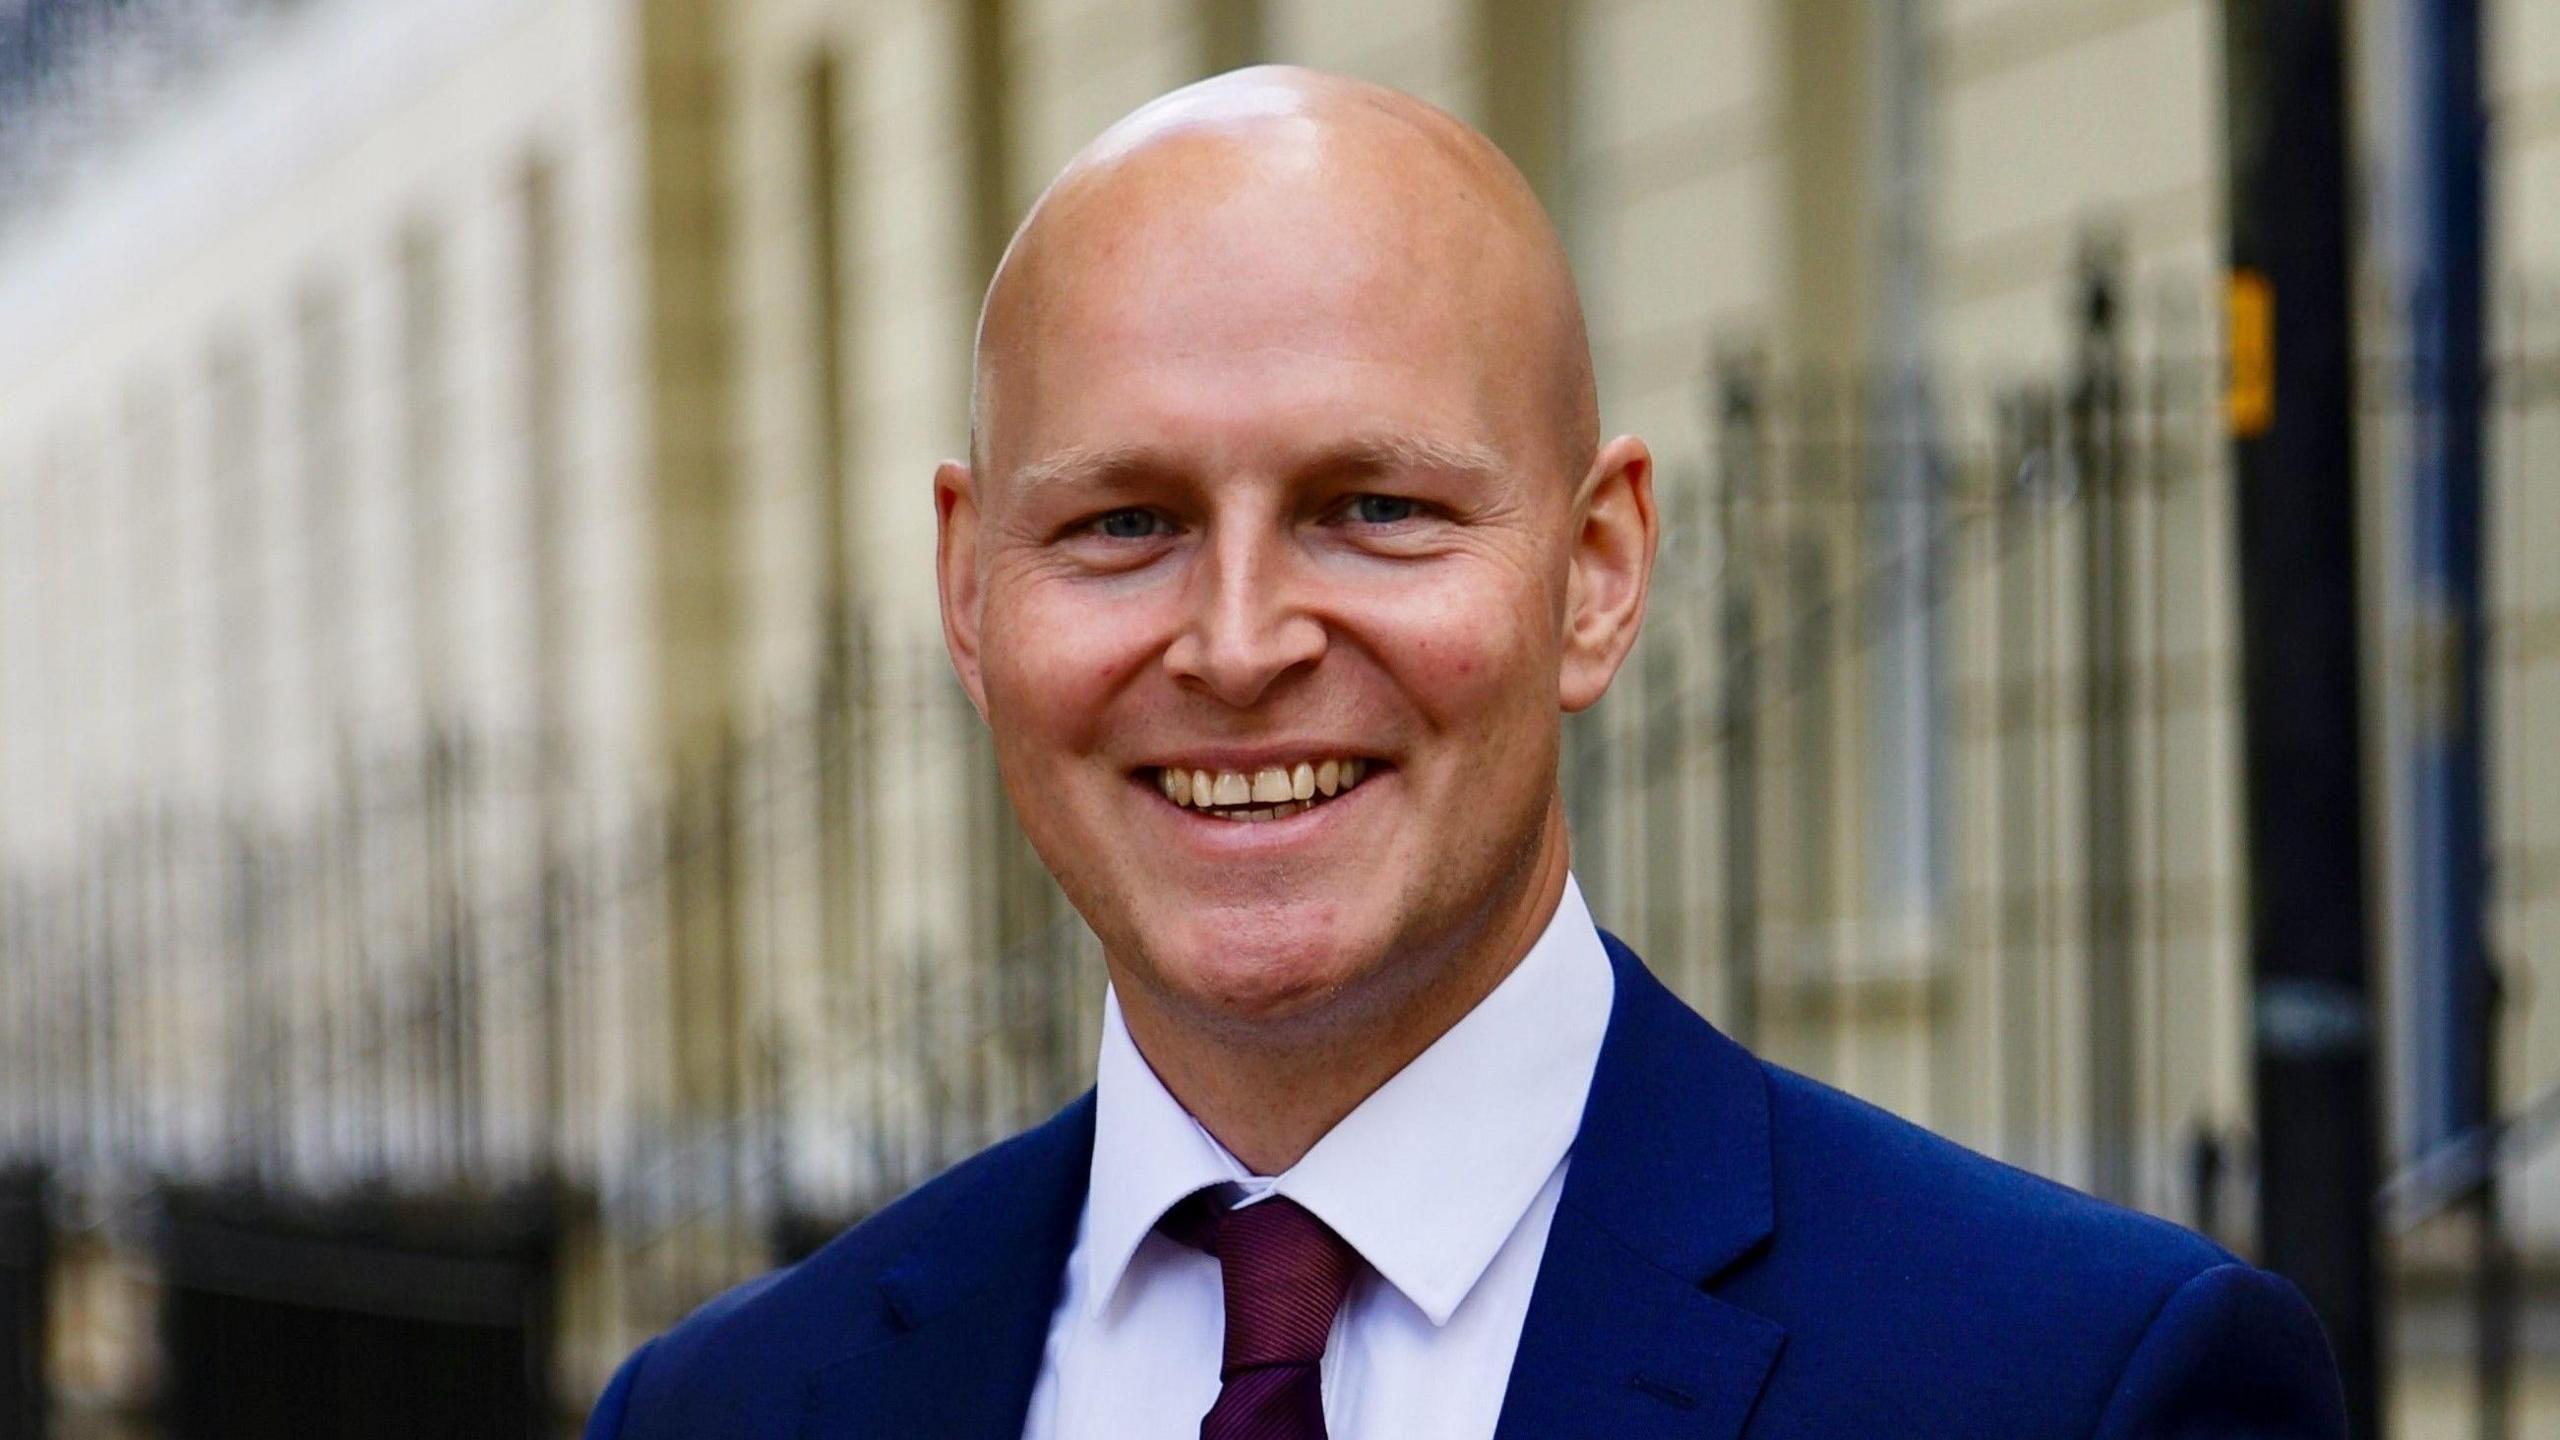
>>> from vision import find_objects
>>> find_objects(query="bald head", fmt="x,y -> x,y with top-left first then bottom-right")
968,66 -> 1597,484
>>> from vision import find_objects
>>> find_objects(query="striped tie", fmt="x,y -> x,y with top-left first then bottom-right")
1161,1192 -> 1361,1440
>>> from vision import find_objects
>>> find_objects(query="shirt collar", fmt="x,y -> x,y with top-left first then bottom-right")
1082,874 -> 1616,1326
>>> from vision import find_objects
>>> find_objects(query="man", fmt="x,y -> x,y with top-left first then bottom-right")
586,67 -> 2343,1438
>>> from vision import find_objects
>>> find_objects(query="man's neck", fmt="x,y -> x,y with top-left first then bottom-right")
1115,825 -> 1571,1176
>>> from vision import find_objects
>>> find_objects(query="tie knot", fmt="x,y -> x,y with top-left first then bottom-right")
1172,1193 -> 1361,1372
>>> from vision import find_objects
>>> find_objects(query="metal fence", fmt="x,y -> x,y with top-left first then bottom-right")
1574,259 -> 2250,1221
0,635 -> 1095,1431
1575,262 -> 2560,1251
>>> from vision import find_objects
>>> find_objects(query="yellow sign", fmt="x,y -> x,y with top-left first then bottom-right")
2226,270 -> 2274,437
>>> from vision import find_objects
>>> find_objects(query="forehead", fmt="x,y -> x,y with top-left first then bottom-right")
980,158 -> 1527,479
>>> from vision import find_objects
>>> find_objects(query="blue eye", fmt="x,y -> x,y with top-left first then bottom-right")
1348,494 -> 1418,525
1093,508 -> 1162,539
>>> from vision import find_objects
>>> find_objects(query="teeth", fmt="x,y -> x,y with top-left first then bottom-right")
1157,759 -> 1375,814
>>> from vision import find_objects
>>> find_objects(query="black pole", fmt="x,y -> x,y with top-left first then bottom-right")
2218,1 -> 2383,1433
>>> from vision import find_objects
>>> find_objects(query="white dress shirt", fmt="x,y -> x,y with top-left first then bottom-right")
1020,875 -> 1615,1440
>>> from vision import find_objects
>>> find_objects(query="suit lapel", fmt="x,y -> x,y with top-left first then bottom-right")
800,1094 -> 1096,1440
1493,934 -> 1786,1440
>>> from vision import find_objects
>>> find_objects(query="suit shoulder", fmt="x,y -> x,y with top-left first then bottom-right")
1759,1059 -> 2231,1285
1731,1060 -> 2257,1430
604,1106 -> 1089,1436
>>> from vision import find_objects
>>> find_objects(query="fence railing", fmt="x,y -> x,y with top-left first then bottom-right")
1569,261 -> 2560,1249
1570,272 -> 2242,1223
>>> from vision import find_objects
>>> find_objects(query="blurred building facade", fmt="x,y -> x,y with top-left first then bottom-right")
0,0 -> 2556,1434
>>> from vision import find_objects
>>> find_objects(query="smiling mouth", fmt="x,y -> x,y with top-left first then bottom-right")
1149,759 -> 1374,823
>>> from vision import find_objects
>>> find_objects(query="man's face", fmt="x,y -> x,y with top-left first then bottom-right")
942,149 -> 1614,1040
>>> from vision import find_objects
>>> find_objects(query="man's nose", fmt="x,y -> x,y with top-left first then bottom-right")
1162,528 -> 1326,708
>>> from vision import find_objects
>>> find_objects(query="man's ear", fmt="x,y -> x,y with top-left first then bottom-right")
935,459 -> 990,718
1558,434 -> 1657,713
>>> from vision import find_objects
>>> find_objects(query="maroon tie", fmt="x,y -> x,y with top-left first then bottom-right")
1161,1191 -> 1361,1439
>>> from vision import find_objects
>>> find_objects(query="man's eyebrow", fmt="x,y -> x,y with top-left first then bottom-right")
1314,433 -> 1507,481
1004,434 -> 1506,492
1007,444 -> 1156,493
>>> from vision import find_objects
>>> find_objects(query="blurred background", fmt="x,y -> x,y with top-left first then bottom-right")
0,0 -> 2551,1434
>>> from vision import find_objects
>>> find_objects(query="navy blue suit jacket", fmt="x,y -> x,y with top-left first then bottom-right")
586,934 -> 2343,1438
